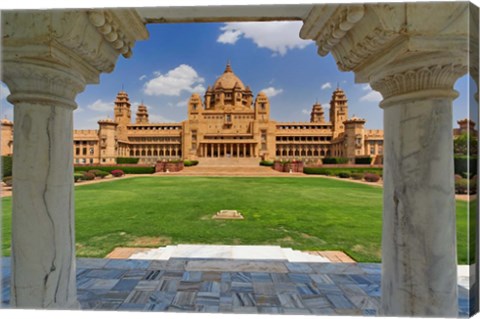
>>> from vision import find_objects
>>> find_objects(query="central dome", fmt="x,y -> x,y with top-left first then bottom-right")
213,63 -> 245,90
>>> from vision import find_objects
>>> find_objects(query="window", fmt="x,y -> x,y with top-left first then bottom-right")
89,147 -> 94,155
90,159 -> 93,164
82,148 -> 87,155
76,148 -> 80,155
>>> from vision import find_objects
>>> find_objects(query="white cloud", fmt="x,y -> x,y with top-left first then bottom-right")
360,85 -> 383,102
1,83 -> 10,100
87,99 -> 112,112
149,114 -> 175,123
139,75 -> 147,81
144,64 -> 205,96
176,99 -> 189,108
217,21 -> 312,56
321,82 -> 332,90
260,87 -> 283,98
301,109 -> 310,115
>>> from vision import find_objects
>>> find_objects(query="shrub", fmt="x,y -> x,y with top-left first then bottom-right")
455,179 -> 469,194
74,165 -> 155,174
351,172 -> 364,180
2,156 -> 12,178
111,169 -> 124,177
116,157 -> 139,164
454,155 -> 478,177
81,172 -> 95,181
337,171 -> 351,178
355,157 -> 372,165
322,157 -> 348,164
74,173 -> 84,182
364,173 -> 380,183
455,174 -> 463,181
259,160 -> 274,167
184,160 -> 199,167
88,169 -> 110,178
2,176 -> 12,187
303,167 -> 330,175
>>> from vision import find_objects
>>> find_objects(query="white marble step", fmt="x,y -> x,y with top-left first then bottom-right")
130,244 -> 329,262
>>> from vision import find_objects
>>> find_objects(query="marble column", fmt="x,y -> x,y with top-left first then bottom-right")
2,9 -> 148,309
371,60 -> 467,317
300,3 -> 471,316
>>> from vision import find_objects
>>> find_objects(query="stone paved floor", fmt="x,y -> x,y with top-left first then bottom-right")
0,257 -> 472,316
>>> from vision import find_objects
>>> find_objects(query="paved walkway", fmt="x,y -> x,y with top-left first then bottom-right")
1,256 -> 472,316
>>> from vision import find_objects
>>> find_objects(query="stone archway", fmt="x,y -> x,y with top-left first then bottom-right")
1,3 -> 477,316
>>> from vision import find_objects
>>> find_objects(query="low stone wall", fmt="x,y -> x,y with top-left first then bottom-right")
273,161 -> 304,173
155,161 -> 184,173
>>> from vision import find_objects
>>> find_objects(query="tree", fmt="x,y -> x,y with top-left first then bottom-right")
454,132 -> 478,156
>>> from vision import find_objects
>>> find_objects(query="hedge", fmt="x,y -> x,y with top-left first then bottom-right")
116,157 -> 139,164
354,157 -> 372,165
322,157 -> 348,164
184,160 -> 199,167
303,167 -> 383,176
259,160 -> 274,167
454,156 -> 477,178
75,165 -> 155,174
2,156 -> 12,178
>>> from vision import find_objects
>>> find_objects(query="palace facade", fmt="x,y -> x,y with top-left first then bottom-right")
2,63 -> 386,165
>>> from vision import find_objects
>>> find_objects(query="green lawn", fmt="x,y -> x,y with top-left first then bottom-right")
1,176 -> 472,263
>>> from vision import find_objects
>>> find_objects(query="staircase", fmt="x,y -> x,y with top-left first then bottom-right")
174,165 -> 285,176
197,157 -> 260,167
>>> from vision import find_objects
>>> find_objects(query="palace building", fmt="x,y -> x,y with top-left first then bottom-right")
1,63 -> 386,165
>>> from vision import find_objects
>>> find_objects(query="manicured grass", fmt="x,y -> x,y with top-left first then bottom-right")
1,176 -> 471,263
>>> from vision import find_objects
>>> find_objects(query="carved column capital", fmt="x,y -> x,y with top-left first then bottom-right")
370,60 -> 468,107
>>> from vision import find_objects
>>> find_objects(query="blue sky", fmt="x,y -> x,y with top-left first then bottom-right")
0,21 -> 474,130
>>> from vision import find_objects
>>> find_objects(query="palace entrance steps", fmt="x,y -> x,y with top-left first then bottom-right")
161,158 -> 291,176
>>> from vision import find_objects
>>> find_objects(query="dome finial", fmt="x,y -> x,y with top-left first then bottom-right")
225,61 -> 233,73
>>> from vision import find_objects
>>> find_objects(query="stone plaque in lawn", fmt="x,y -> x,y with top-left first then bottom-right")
212,210 -> 244,220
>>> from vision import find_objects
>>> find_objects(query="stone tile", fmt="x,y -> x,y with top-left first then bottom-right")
349,274 -> 374,285
162,270 -> 184,280
357,263 -> 381,274
338,283 -> 369,298
316,283 -> 343,295
124,290 -> 154,304
100,290 -> 132,301
143,270 -> 164,281
202,271 -> 222,282
296,282 -> 321,295
359,284 -> 381,297
334,308 -> 363,315
366,273 -> 381,284
182,271 -> 202,282
363,308 -> 378,316
271,273 -> 290,283
250,272 -> 272,282
158,279 -> 179,292
196,291 -> 220,306
201,305 -> 220,313
165,259 -> 187,271
288,273 -> 311,284
219,294 -> 233,307
220,272 -> 231,282
231,272 -> 252,282
186,260 -> 287,273
135,280 -> 161,291
310,274 -> 334,284
200,281 -> 221,293
277,293 -> 305,308
123,269 -> 148,280
328,274 -> 358,285
301,295 -> 332,309
254,294 -> 280,307
219,304 -> 233,313
348,294 -> 380,310
85,269 -> 126,279
309,263 -> 365,275
284,262 -> 314,273
88,279 -> 120,290
105,259 -> 152,270
326,294 -> 355,309
172,291 -> 197,307
273,282 -> 298,294
77,277 -> 99,290
148,290 -> 176,305
112,279 -> 139,292
178,280 -> 202,292
144,302 -> 169,311
309,307 -> 336,315
77,258 -> 109,269
232,292 -> 256,307
231,281 -> 254,293
253,282 -> 274,295
220,281 -> 231,293
148,260 -> 168,269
